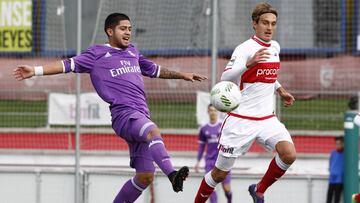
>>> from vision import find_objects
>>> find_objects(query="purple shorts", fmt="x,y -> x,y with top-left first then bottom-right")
112,112 -> 157,173
205,160 -> 231,185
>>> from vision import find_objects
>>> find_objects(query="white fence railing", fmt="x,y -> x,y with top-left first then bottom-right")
0,166 -> 336,203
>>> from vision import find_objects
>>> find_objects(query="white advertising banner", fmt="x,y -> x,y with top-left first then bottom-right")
196,91 -> 227,126
48,93 -> 111,125
196,91 -> 211,126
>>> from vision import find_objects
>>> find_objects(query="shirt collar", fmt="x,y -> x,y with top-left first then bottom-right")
105,43 -> 134,50
251,35 -> 271,47
208,121 -> 220,127
104,43 -> 122,50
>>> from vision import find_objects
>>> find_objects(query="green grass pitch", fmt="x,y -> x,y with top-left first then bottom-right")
0,98 -> 349,130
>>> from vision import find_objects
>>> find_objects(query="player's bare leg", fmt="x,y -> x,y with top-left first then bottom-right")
113,172 -> 154,203
147,128 -> 189,192
249,141 -> 296,202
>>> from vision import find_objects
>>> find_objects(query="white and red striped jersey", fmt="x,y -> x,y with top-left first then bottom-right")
221,35 -> 281,118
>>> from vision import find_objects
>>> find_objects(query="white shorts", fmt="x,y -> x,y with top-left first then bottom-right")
218,115 -> 293,158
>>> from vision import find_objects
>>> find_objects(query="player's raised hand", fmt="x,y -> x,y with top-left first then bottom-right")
246,48 -> 271,69
13,65 -> 34,81
182,72 -> 207,82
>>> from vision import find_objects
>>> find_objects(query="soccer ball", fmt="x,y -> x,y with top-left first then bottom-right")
210,81 -> 241,112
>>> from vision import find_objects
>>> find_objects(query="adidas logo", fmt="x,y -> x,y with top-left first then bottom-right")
104,52 -> 112,58
200,193 -> 209,198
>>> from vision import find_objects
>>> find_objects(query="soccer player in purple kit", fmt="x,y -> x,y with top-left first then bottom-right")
195,104 -> 232,203
13,13 -> 207,203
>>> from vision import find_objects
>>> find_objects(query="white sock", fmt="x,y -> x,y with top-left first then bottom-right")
204,171 -> 218,188
275,154 -> 291,170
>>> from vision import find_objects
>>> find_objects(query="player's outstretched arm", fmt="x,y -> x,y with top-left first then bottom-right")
159,67 -> 207,82
13,61 -> 64,81
276,86 -> 295,107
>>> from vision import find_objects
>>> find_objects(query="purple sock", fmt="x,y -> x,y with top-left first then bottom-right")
113,178 -> 147,203
148,135 -> 175,176
210,191 -> 217,203
225,191 -> 232,203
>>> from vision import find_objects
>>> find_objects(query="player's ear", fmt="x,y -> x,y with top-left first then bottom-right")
252,21 -> 256,30
106,28 -> 113,37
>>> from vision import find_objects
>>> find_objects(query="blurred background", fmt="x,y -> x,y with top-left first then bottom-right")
0,0 -> 359,202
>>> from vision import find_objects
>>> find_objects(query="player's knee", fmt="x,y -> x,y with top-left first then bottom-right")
135,173 -> 154,186
211,168 -> 228,183
146,127 -> 161,141
288,151 -> 297,164
281,151 -> 296,165
276,141 -> 296,165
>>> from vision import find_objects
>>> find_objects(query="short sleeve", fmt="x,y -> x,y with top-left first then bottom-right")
139,54 -> 160,78
224,46 -> 247,72
275,80 -> 282,89
62,47 -> 96,73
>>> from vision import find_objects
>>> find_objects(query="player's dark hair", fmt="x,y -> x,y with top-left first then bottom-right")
252,2 -> 277,23
335,136 -> 344,142
208,104 -> 214,109
348,95 -> 358,110
104,13 -> 130,36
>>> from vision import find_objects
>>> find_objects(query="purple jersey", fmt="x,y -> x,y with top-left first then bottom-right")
62,44 -> 160,121
197,122 -> 222,162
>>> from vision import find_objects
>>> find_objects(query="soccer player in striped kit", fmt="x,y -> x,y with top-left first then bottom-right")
194,3 -> 296,203
13,13 -> 207,203
195,104 -> 232,203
